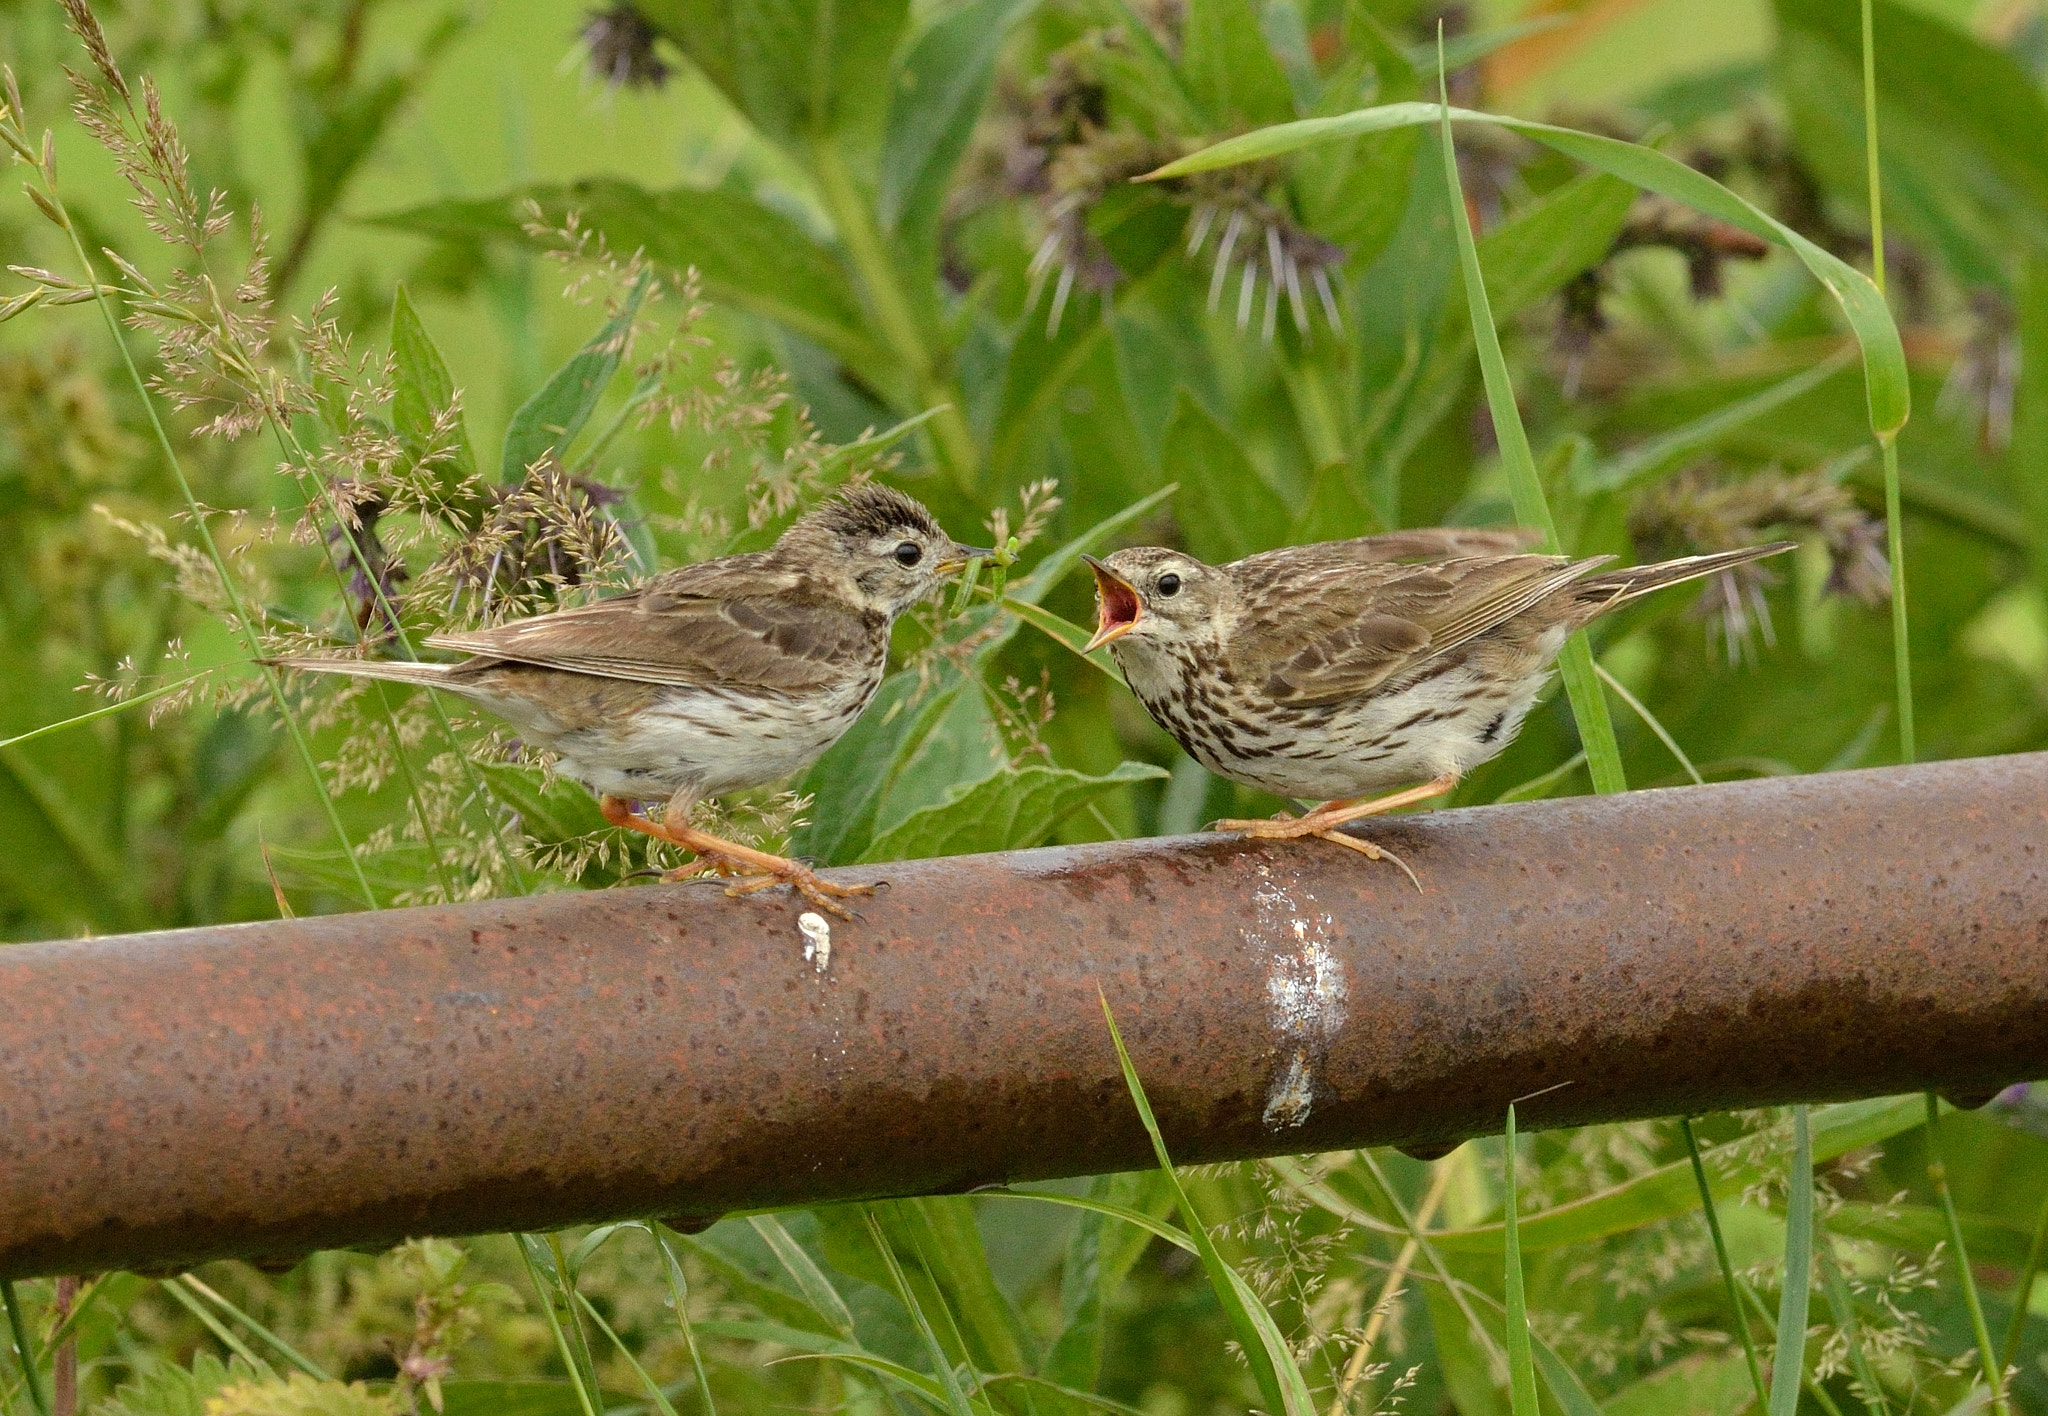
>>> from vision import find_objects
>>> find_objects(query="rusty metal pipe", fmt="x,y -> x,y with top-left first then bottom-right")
1,754 -> 2044,1279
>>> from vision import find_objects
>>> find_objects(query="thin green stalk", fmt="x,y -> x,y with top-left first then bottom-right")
159,1275 -> 269,1372
1818,1241 -> 1889,1416
0,672 -> 218,750
1999,1186 -> 2048,1390
41,189 -> 378,910
1926,1095 -> 2006,1414
810,140 -> 979,493
1769,1106 -> 1813,1416
1503,1107 -> 1539,1416
1741,1278 -> 1845,1416
1682,1117 -> 1769,1411
175,1275 -> 331,1381
1859,0 -> 1915,764
1,1282 -> 47,1416
1596,662 -> 1703,785
1434,53 -> 1626,796
515,1236 -> 601,1416
576,1292 -> 678,1416
651,1224 -> 720,1416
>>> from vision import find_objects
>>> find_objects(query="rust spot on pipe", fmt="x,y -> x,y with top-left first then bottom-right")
0,755 -> 2044,1279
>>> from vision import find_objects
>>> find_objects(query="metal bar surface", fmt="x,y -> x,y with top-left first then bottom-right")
1,754 -> 2044,1279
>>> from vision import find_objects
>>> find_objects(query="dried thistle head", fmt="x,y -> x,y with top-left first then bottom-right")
579,3 -> 670,90
1629,463 -> 1891,662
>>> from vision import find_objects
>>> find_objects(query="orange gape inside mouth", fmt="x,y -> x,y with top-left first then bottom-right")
1083,559 -> 1141,652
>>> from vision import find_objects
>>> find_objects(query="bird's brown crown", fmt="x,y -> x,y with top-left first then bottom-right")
800,482 -> 945,545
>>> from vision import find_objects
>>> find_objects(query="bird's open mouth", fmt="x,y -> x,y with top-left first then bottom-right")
1082,556 -> 1141,653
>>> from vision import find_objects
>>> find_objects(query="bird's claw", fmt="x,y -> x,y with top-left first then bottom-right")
720,862 -> 880,921
1206,813 -> 1423,892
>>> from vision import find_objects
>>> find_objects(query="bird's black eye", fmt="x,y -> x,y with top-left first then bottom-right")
1156,572 -> 1181,598
894,541 -> 923,567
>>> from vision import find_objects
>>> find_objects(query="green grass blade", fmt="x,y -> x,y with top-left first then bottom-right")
1682,1117 -> 1769,1411
862,1210 -> 982,1416
575,1291 -> 678,1416
515,1234 -> 602,1416
1597,664 -> 1703,785
1142,103 -> 1908,443
1925,1094 -> 2007,1413
1999,1187 -> 2048,1388
1503,1105 -> 1540,1416
159,1275 -> 272,1375
1099,992 -> 1318,1416
1817,1241 -> 1888,1416
0,672 -> 224,751
747,1215 -> 859,1341
650,1225 -> 719,1416
175,1275 -> 331,1380
1769,1106 -> 1815,1416
1,1281 -> 48,1416
1434,58 -> 1626,796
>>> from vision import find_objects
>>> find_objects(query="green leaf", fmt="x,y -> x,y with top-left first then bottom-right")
388,283 -> 476,495
1099,996 -> 1318,1416
858,760 -> 1166,863
881,0 -> 1039,266
637,0 -> 910,147
748,1215 -> 859,1340
436,1382 -> 610,1416
515,1235 -> 601,1416
1163,391 -> 1291,563
1045,1173 -> 1176,1391
1768,1106 -> 1814,1416
1180,0 -> 1296,126
904,1199 -> 1034,1376
1143,101 -> 1911,441
861,1210 -> 987,1416
1599,1352 -> 1758,1416
369,180 -> 884,371
1432,82 -> 1627,797
500,272 -> 650,481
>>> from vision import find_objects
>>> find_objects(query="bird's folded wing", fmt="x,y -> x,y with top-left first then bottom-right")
425,576 -> 878,694
1236,554 -> 1608,704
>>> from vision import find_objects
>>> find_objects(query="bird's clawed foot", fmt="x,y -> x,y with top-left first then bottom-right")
601,794 -> 881,920
1207,774 -> 1458,893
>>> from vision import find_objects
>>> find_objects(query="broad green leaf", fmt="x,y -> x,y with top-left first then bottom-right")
500,272 -> 650,481
1143,101 -> 1911,440
1163,391 -> 1291,563
748,1215 -> 859,1339
858,759 -> 1166,862
904,1198 -> 1034,1376
861,1210 -> 987,1416
437,1381 -> 613,1416
1045,1172 -> 1176,1391
1100,997 -> 1318,1416
1180,0 -> 1296,127
95,1353 -> 265,1416
1474,171 -> 1636,321
1600,1351 -> 1757,1416
369,180 -> 884,371
882,0 -> 1040,279
388,283 -> 475,493
670,1225 -> 850,1338
637,0 -> 910,147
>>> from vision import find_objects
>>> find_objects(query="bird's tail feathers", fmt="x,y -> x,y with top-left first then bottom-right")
1573,542 -> 1797,615
268,656 -> 458,689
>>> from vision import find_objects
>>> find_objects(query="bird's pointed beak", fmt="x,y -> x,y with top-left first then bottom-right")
1082,555 -> 1142,653
934,545 -> 998,575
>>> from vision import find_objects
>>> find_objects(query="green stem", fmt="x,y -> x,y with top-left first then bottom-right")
1,1282 -> 46,1416
1768,1106 -> 1813,1416
1859,0 -> 1915,766
1681,1117 -> 1769,1412
1926,1094 -> 2007,1414
809,138 -> 978,493
1817,1241 -> 1889,1416
1502,1107 -> 1539,1416
1999,1186 -> 2048,1392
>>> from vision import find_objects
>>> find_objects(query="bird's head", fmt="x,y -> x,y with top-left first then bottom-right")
1082,547 -> 1225,658
782,484 -> 991,617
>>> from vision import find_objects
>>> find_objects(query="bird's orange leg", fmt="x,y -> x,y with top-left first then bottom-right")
599,795 -> 879,919
1209,773 -> 1460,891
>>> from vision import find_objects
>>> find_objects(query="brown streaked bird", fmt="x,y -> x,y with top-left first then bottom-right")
280,484 -> 989,916
1081,527 -> 1795,885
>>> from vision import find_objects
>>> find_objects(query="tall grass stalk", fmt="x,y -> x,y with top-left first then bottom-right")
1818,1241 -> 1889,1416
173,1275 -> 330,1381
1326,1161 -> 1454,1416
1768,1106 -> 1814,1416
1502,1106 -> 1540,1416
2000,1187 -> 2048,1391
1434,45 -> 1626,795
1859,0 -> 1914,764
515,1235 -> 601,1416
1681,1116 -> 1769,1409
1,1281 -> 47,1416
0,88 -> 379,910
1924,1095 -> 2007,1414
